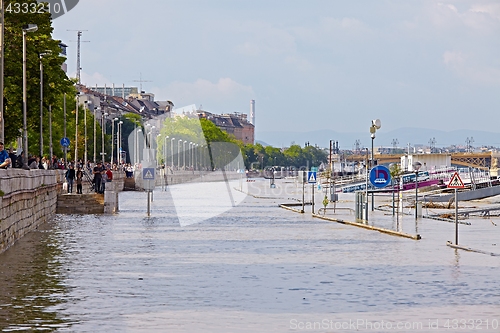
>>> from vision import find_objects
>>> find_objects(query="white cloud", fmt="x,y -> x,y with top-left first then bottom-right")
79,71 -> 113,87
292,16 -> 372,46
234,21 -> 296,57
428,2 -> 500,33
443,51 -> 500,84
156,78 -> 255,109
284,56 -> 313,71
442,51 -> 466,68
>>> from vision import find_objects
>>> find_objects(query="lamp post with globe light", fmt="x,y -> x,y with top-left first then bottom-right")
111,117 -> 118,165
178,139 -> 182,169
22,24 -> 38,165
171,137 -> 175,169
183,140 -> 187,169
413,161 -> 422,221
369,119 -> 381,211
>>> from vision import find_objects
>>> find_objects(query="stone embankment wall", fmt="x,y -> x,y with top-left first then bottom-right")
0,169 -> 65,254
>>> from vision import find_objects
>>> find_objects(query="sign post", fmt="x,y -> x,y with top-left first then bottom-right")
143,167 -> 155,217
447,172 -> 465,245
308,171 -> 317,214
368,165 -> 391,216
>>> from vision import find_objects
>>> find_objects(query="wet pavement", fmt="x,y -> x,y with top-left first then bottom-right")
0,178 -> 499,332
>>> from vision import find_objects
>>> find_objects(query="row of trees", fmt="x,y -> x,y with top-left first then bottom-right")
3,0 -> 74,153
156,117 -> 328,170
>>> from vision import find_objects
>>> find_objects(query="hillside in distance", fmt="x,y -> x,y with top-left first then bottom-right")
256,127 -> 500,150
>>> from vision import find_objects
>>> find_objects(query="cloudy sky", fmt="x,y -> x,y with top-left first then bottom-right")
52,0 -> 500,141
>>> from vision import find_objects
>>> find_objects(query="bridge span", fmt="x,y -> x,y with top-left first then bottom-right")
344,152 -> 500,170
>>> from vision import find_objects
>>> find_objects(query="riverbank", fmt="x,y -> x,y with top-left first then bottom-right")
0,169 -> 66,253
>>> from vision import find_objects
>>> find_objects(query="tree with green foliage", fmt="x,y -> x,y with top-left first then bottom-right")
3,0 -> 74,157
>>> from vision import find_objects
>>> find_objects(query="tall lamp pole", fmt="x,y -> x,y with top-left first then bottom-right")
93,107 -> 97,163
136,128 -> 142,165
22,24 -> 38,165
369,119 -> 381,211
171,137 -> 175,168
111,117 -> 118,165
101,111 -> 108,162
118,121 -> 123,165
83,101 -> 88,166
178,139 -> 182,169
74,92 -> 79,162
39,51 -> 49,158
413,161 -> 422,221
183,140 -> 187,169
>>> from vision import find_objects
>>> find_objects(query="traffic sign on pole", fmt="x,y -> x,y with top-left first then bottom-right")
143,168 -> 155,180
307,171 -> 317,184
369,165 -> 391,188
447,172 -> 465,189
60,137 -> 70,147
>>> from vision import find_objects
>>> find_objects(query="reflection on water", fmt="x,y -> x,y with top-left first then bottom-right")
0,222 -> 71,331
1,181 -> 499,332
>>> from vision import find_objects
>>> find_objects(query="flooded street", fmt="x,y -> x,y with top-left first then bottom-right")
1,179 -> 499,332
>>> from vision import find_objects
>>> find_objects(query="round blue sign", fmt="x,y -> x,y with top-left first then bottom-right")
60,137 -> 70,147
369,165 -> 391,188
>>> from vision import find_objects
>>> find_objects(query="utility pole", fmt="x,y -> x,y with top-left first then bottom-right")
133,72 -> 152,93
428,137 -> 436,153
68,30 -> 89,84
391,139 -> 398,154
354,139 -> 360,154
465,137 -> 474,153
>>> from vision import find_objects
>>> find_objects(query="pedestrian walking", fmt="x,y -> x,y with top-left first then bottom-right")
66,164 -> 76,193
93,162 -> 103,194
76,166 -> 83,194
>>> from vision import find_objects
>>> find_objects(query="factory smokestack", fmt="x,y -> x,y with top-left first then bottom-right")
250,99 -> 255,126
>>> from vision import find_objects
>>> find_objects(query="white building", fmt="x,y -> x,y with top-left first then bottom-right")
401,153 -> 451,172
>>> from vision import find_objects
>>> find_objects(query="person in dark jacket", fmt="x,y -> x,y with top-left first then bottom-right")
14,150 -> 28,169
76,166 -> 84,194
65,164 -> 76,193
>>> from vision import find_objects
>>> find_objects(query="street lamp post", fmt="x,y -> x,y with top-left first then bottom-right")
83,101 -> 89,166
195,144 -> 199,170
183,140 -> 187,169
413,161 -> 422,221
101,111 -> 108,162
369,119 -> 381,211
171,137 -> 175,168
93,107 -> 97,163
39,51 -> 49,158
111,117 -> 118,165
164,135 -> 169,166
136,128 -> 142,165
22,24 -> 38,165
74,92 -> 79,162
178,139 -> 182,169
118,121 -> 123,165
189,142 -> 193,168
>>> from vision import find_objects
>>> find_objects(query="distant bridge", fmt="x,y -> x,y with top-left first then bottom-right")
344,152 -> 498,170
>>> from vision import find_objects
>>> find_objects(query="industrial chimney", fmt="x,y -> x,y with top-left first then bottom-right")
250,99 -> 255,126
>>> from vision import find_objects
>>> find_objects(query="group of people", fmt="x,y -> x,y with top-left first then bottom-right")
91,162 -> 113,194
0,142 -> 73,170
0,143 -> 117,195
63,161 -> 113,194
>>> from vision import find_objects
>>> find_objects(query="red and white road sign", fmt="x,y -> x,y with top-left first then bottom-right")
447,172 -> 465,189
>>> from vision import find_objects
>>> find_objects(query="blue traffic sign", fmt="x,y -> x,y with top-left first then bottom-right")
142,168 -> 155,180
60,137 -> 70,147
307,171 -> 317,184
369,165 -> 391,188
